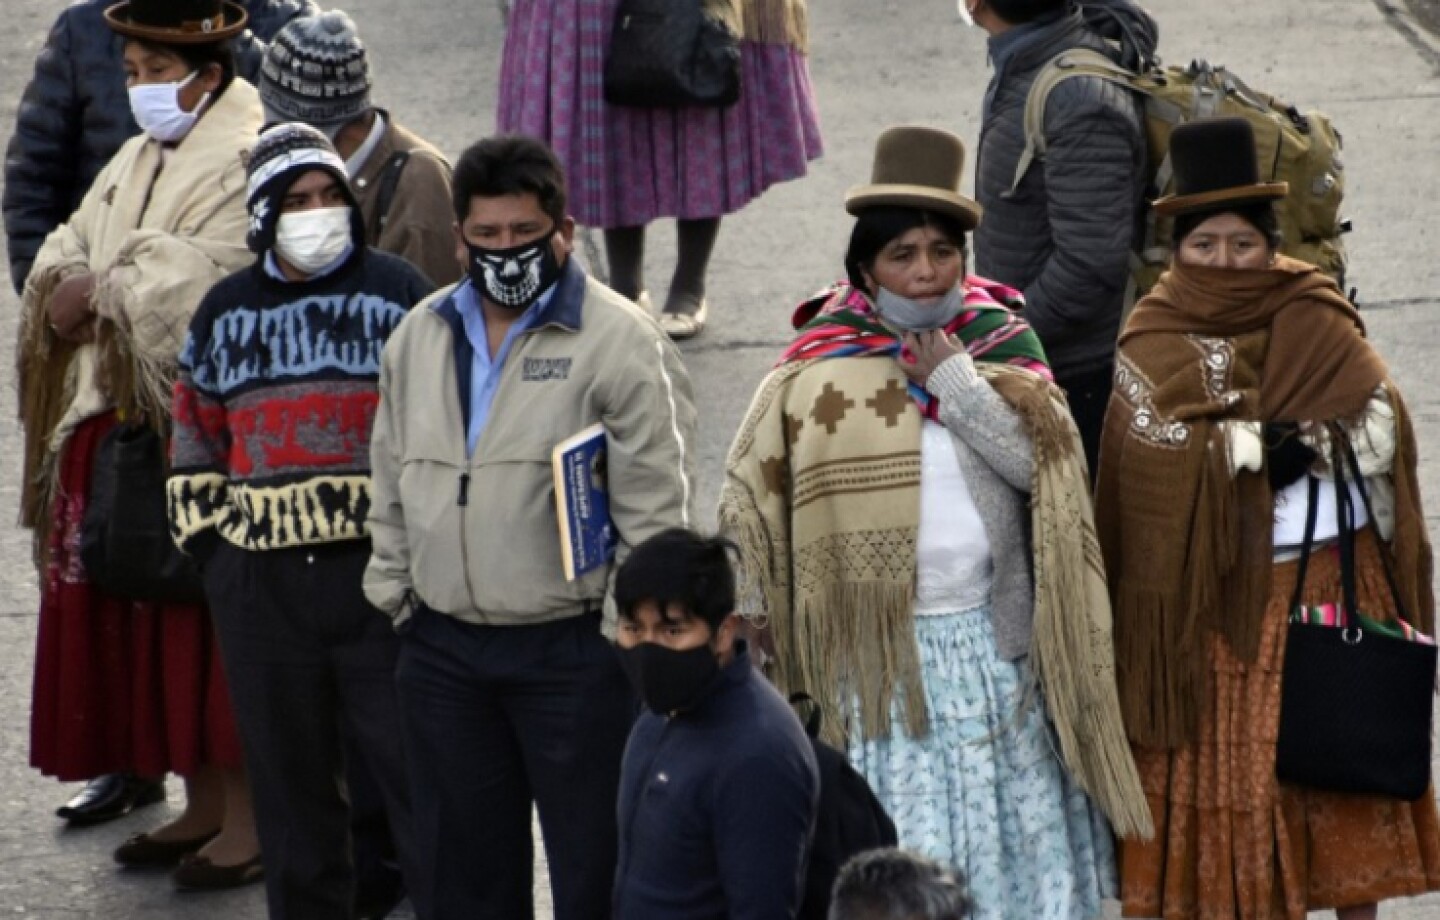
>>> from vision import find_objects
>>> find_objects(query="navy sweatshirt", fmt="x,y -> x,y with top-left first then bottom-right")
614,644 -> 820,920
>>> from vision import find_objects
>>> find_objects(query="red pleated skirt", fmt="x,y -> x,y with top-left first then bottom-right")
30,412 -> 244,781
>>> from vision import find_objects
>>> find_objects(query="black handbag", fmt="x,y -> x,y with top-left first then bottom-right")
603,0 -> 741,108
79,423 -> 205,605
1275,433 -> 1437,800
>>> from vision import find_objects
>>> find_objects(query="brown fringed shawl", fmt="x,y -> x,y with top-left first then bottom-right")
721,353 -> 1154,838
1096,255 -> 1433,748
705,0 -> 809,52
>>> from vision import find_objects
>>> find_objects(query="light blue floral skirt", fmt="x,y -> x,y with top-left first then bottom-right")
847,605 -> 1118,920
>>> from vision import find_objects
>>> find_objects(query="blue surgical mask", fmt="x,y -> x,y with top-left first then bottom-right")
128,71 -> 207,144
957,0 -> 977,27
873,285 -> 966,332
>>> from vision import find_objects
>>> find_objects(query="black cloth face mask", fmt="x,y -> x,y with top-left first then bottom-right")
465,229 -> 562,310
616,642 -> 721,716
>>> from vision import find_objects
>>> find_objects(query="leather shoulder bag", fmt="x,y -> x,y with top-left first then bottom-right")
1275,431 -> 1437,800
604,0 -> 742,108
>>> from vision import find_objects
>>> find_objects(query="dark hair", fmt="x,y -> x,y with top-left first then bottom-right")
615,529 -> 737,631
828,849 -> 973,920
987,0 -> 1069,25
1172,202 -> 1283,250
132,38 -> 236,95
451,134 -> 568,226
844,206 -> 969,293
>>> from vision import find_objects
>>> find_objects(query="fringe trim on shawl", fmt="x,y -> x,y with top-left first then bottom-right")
786,581 -> 928,749
91,272 -> 177,436
16,266 -> 84,567
706,0 -> 809,52
999,371 -> 1154,838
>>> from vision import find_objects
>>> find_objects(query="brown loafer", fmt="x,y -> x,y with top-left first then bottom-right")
115,830 -> 218,867
172,852 -> 264,891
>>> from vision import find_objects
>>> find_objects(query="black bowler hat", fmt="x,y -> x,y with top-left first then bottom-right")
104,0 -> 248,44
1152,117 -> 1288,217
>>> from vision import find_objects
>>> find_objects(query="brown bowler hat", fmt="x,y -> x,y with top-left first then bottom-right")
105,0 -> 248,44
845,125 -> 983,231
1152,117 -> 1288,217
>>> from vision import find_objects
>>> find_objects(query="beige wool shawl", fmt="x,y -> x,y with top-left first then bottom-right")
705,0 -> 810,52
17,79 -> 263,556
720,354 -> 1152,839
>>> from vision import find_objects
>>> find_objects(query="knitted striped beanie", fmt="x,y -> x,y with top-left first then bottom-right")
244,122 -> 358,253
258,11 -> 372,132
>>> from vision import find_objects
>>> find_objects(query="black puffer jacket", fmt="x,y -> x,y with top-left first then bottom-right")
973,1 -> 1158,380
2,0 -> 317,293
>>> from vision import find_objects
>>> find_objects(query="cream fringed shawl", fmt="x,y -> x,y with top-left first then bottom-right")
719,355 -> 1153,839
17,80 -> 263,560
704,0 -> 810,52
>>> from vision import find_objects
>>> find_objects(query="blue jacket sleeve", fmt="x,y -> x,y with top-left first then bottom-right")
712,752 -> 819,920
3,11 -> 82,293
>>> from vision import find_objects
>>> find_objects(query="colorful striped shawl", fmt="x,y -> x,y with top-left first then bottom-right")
779,279 -> 1051,419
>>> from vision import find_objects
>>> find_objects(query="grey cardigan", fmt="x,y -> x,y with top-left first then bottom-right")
925,353 -> 1036,660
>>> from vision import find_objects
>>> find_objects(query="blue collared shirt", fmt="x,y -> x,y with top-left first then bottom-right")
455,278 -> 556,455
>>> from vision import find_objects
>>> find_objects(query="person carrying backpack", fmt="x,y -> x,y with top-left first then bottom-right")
964,0 -> 1158,477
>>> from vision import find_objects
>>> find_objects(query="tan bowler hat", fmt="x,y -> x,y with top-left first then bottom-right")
845,125 -> 983,231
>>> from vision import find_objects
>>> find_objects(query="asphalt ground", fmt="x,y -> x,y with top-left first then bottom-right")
0,0 -> 1438,916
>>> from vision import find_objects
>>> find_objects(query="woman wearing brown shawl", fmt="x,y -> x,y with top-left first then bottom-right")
1098,118 -> 1440,920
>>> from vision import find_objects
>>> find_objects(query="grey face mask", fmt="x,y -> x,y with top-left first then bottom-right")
873,285 -> 966,332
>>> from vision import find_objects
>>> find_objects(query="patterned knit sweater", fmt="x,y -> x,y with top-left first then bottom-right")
169,247 -> 433,556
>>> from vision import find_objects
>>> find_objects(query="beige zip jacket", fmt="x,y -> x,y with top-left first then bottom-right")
364,260 -> 697,629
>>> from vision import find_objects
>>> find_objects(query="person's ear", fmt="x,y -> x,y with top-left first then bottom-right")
554,216 -> 576,261
196,62 -> 223,95
714,613 -> 740,654
453,222 -> 469,273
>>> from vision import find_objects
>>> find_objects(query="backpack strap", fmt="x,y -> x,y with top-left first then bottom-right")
370,150 -> 412,243
1010,47 -> 1138,195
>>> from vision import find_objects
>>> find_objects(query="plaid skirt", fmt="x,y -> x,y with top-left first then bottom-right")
497,0 -> 823,228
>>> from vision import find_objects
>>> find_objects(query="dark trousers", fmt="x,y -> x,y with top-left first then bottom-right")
395,607 -> 636,920
206,541 -> 419,920
1056,362 -> 1114,484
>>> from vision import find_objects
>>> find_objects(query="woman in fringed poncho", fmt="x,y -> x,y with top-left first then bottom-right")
720,125 -> 1150,920
17,0 -> 263,887
1099,118 -> 1440,920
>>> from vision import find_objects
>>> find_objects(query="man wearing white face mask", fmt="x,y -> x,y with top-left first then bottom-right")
168,123 -> 434,919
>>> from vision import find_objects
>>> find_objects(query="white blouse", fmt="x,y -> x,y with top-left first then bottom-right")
914,420 -> 994,615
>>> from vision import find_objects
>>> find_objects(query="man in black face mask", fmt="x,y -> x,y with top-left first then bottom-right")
611,529 -> 819,920
365,134 -> 697,920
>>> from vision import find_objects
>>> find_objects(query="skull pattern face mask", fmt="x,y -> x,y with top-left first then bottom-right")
465,230 -> 562,310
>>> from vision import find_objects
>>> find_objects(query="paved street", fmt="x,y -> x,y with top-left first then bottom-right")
0,0 -> 1438,916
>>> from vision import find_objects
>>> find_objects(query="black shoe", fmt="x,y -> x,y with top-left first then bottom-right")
114,830 -> 219,867
354,885 -> 406,920
56,774 -> 166,826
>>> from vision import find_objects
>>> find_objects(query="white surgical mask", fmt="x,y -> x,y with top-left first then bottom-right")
873,285 -> 966,332
128,71 -> 208,144
274,207 -> 353,275
957,0 -> 977,27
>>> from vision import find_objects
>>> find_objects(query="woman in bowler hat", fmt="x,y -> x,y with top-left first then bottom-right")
18,0 -> 265,892
720,125 -> 1145,919
1098,117 -> 1440,920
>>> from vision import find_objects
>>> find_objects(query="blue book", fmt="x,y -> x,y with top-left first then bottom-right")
552,423 -> 616,581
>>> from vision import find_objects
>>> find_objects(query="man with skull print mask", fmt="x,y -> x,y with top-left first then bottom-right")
168,122 -> 434,918
364,133 -> 697,920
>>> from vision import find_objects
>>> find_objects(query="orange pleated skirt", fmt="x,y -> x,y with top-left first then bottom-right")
1122,528 -> 1440,919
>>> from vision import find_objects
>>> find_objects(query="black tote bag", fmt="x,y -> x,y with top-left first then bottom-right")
1275,434 -> 1437,800
603,0 -> 741,108
79,423 -> 205,606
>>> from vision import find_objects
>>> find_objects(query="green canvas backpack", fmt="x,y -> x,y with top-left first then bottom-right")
1011,49 -> 1348,303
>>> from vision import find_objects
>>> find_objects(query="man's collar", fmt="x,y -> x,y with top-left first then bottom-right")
987,7 -> 1072,69
346,110 -> 388,178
